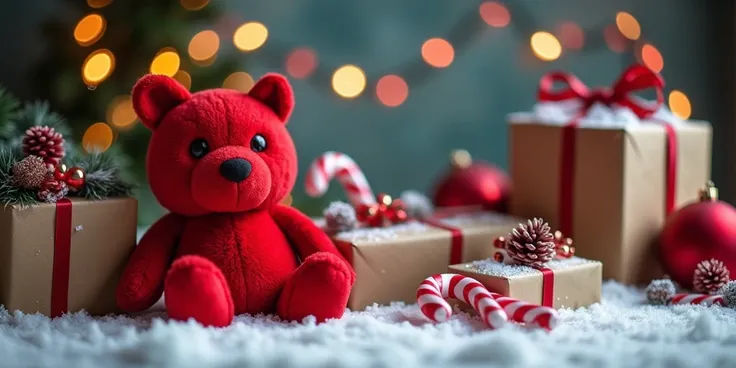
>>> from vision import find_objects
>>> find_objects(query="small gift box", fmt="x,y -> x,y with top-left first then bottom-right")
507,65 -> 711,284
0,198 -> 137,316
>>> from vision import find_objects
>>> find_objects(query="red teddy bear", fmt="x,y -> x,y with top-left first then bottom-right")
116,73 -> 355,327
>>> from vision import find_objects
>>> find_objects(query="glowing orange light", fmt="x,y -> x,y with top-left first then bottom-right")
530,32 -> 562,61
668,90 -> 691,120
376,75 -> 409,107
222,72 -> 255,92
173,70 -> 192,90
87,0 -> 112,8
233,22 -> 268,52
74,14 -> 106,46
180,0 -> 209,10
332,65 -> 366,99
421,38 -> 454,68
285,48 -> 318,79
150,49 -> 181,77
188,30 -> 220,61
557,22 -> 584,50
81,49 -> 115,85
107,96 -> 137,129
615,12 -> 641,40
603,25 -> 627,53
641,44 -> 663,73
479,2 -> 510,28
82,122 -> 114,153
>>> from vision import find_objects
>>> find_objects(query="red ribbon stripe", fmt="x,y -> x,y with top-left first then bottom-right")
51,198 -> 73,318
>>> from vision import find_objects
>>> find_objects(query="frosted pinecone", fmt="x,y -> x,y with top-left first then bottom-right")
11,155 -> 49,189
324,201 -> 358,233
22,125 -> 65,169
693,259 -> 730,294
399,190 -> 433,219
646,279 -> 676,305
506,218 -> 556,267
718,281 -> 736,308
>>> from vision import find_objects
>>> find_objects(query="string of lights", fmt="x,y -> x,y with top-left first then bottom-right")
72,0 -> 693,147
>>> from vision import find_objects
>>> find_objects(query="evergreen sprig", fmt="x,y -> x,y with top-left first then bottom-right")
0,148 -> 38,208
0,87 -> 20,142
69,149 -> 135,200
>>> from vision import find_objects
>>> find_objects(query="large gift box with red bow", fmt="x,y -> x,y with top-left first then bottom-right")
507,65 -> 711,284
0,198 -> 137,317
325,209 -> 523,310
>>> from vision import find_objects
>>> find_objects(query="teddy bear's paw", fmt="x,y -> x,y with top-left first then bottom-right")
165,255 -> 235,327
276,252 -> 355,322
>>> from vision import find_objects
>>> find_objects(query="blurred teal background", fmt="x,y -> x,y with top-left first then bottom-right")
0,0 -> 731,225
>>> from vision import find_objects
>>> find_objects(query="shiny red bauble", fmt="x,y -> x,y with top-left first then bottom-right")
660,182 -> 736,289
432,150 -> 511,212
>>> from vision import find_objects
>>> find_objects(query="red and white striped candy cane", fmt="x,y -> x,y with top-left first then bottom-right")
305,151 -> 376,207
671,293 -> 724,306
489,292 -> 559,330
416,274 -> 507,329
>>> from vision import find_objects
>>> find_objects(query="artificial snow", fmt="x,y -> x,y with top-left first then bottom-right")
1,282 -> 736,368
468,256 -> 598,278
334,221 -> 431,242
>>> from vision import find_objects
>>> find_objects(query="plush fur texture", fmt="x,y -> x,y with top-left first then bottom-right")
116,74 -> 355,327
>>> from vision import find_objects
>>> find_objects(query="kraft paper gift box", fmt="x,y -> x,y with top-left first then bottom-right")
448,256 -> 602,309
326,209 -> 523,310
0,197 -> 137,317
507,71 -> 711,284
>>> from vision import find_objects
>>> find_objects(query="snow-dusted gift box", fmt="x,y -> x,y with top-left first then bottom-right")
507,66 -> 711,284
449,257 -> 602,309
0,198 -> 137,317
328,209 -> 522,310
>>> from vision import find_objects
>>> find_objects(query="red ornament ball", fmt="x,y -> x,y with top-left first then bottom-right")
660,182 -> 736,290
432,150 -> 511,212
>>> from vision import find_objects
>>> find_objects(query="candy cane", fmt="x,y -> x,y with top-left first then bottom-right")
305,151 -> 376,207
671,293 -> 724,306
489,292 -> 559,330
416,274 -> 507,329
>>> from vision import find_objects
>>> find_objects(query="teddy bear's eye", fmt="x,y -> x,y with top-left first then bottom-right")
250,135 -> 267,153
189,139 -> 210,159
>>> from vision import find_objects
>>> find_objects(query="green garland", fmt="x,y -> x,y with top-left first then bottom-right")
0,85 -> 135,208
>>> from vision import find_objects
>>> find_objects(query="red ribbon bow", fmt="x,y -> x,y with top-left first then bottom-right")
537,64 -> 665,119
356,193 -> 409,227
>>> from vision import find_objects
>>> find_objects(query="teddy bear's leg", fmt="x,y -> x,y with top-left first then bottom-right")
276,252 -> 355,322
164,255 -> 235,327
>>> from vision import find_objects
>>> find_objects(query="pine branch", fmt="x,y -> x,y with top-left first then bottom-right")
68,149 -> 135,200
0,148 -> 39,208
0,86 -> 20,142
10,101 -> 75,154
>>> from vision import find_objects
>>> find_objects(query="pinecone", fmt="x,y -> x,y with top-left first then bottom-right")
693,259 -> 730,294
22,125 -> 65,169
646,278 -> 676,305
11,156 -> 49,189
37,178 -> 69,203
324,201 -> 358,233
506,218 -> 556,267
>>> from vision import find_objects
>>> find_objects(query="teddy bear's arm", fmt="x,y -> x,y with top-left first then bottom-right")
270,204 -> 345,260
116,213 -> 186,312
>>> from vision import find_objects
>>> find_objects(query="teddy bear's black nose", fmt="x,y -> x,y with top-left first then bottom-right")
220,158 -> 252,183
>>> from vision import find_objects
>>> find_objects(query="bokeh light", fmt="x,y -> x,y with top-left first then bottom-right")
332,65 -> 366,99
173,70 -> 192,90
81,49 -> 115,85
222,72 -> 255,92
376,75 -> 409,107
188,30 -> 220,61
668,90 -> 692,120
640,44 -> 663,73
421,38 -> 454,68
87,0 -> 112,8
74,14 -> 106,46
285,48 -> 318,79
180,0 -> 209,10
82,122 -> 114,153
150,49 -> 181,76
603,24 -> 627,52
479,1 -> 510,28
233,22 -> 268,52
557,22 -> 584,50
530,32 -> 562,61
615,12 -> 641,40
107,96 -> 137,129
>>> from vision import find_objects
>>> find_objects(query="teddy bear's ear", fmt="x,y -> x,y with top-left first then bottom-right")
248,73 -> 295,123
132,74 -> 191,130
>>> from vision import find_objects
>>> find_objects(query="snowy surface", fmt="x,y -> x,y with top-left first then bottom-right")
1,282 -> 736,368
468,257 -> 599,277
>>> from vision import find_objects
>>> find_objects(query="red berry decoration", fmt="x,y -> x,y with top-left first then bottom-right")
22,125 -> 65,169
432,150 -> 511,212
37,178 -> 69,203
506,218 -> 556,267
660,182 -> 736,290
693,259 -> 730,294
